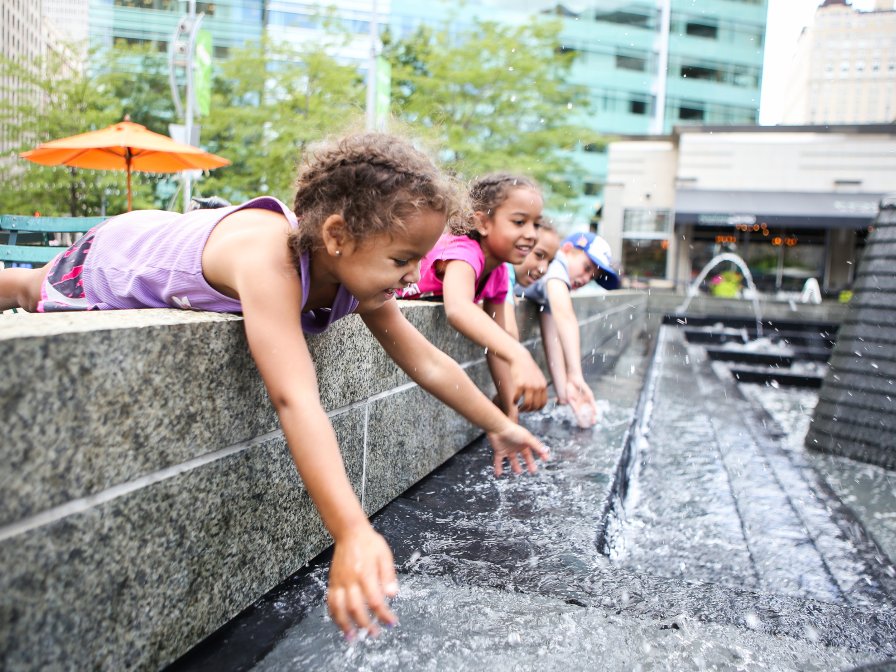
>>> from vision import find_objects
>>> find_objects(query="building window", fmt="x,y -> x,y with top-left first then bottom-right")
616,53 -> 647,71
685,21 -> 718,39
594,9 -> 655,29
679,105 -> 705,121
583,143 -> 601,153
623,209 -> 671,235
681,65 -> 721,82
622,239 -> 668,280
196,2 -> 216,16
114,0 -> 179,8
583,182 -> 600,196
629,99 -> 647,115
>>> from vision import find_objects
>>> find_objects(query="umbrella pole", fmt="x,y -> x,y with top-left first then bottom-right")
127,157 -> 132,212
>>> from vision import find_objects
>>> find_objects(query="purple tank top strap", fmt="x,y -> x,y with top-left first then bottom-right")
297,247 -> 360,334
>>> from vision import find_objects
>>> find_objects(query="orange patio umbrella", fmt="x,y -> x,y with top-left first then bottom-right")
20,119 -> 231,211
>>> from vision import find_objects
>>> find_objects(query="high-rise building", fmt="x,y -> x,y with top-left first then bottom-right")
1,0 -> 80,156
43,0 -> 90,47
88,0 -> 264,59
781,0 -> 896,125
388,0 -> 768,227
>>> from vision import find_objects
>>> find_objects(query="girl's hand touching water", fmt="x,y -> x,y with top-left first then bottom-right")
509,350 -> 548,412
566,377 -> 599,428
487,422 -> 550,476
327,522 -> 400,639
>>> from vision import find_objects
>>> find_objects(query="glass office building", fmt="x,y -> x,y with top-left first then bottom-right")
389,0 -> 768,226
88,0 -> 264,57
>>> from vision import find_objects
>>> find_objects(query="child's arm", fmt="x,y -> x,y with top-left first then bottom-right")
544,279 -> 599,425
441,260 -> 547,411
486,299 -> 520,422
361,300 -> 550,475
232,249 -> 397,638
539,309 -> 569,401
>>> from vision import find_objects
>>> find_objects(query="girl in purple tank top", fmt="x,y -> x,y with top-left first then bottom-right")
0,132 -> 549,640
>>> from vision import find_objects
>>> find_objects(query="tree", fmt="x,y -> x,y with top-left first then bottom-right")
0,46 -> 120,216
0,42 -> 176,216
199,35 -> 366,204
382,17 -> 603,206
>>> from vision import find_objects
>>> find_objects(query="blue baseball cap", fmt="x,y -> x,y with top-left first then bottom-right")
563,232 -> 620,290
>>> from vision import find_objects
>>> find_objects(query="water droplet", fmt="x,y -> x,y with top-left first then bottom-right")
804,624 -> 820,642
744,612 -> 761,629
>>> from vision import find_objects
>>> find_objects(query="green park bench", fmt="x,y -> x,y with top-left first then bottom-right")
0,215 -> 106,267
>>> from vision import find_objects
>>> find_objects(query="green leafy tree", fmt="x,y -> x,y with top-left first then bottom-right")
382,18 -> 602,205
0,47 -> 120,215
0,42 -> 176,215
199,35 -> 365,204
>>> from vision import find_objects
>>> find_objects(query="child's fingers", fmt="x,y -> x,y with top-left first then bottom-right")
327,587 -> 353,637
493,453 -> 505,476
360,572 -> 397,629
534,385 -> 547,409
378,554 -> 400,599
521,448 -> 538,474
509,453 -> 523,475
345,584 -> 378,636
531,440 -> 550,462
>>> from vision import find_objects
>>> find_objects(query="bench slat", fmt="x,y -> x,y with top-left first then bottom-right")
0,244 -> 62,264
0,215 -> 105,233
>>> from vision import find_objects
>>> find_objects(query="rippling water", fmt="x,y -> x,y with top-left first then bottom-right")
251,574 -> 864,672
740,384 -> 896,566
177,328 -> 893,672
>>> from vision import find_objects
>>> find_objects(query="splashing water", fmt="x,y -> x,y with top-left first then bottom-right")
676,253 -> 763,338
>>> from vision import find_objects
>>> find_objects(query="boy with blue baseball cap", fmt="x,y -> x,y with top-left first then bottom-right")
519,231 -> 620,426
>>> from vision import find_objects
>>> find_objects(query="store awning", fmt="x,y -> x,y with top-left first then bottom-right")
674,189 -> 884,229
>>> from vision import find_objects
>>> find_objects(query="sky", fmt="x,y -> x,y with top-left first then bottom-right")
759,0 -> 884,124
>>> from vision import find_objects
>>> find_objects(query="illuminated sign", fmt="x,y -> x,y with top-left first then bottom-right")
697,214 -> 756,226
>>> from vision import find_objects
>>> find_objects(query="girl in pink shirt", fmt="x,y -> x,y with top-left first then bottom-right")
398,173 -> 548,422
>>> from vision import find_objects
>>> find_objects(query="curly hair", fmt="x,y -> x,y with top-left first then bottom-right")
467,172 -> 541,241
289,133 -> 470,259
469,172 -> 541,218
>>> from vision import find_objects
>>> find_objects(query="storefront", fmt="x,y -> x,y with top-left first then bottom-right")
673,189 -> 881,295
600,125 -> 896,296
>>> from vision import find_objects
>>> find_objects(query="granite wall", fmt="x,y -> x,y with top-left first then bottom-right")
0,291 -> 647,671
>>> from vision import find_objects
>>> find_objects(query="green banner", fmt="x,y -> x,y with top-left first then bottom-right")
375,56 -> 391,130
194,29 -> 213,117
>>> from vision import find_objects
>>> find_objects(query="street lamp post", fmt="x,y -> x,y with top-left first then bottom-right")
366,0 -> 378,131
169,0 -> 203,211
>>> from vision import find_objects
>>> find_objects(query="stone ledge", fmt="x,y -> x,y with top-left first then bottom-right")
0,291 -> 647,671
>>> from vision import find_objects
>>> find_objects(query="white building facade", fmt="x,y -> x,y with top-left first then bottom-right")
781,0 -> 896,125
602,124 -> 896,296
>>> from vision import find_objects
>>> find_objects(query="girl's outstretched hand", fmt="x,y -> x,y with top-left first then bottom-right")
566,377 -> 599,428
509,354 -> 548,412
487,422 -> 550,476
327,523 -> 399,639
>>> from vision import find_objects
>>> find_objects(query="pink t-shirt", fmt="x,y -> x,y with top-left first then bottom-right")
396,234 -> 508,304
